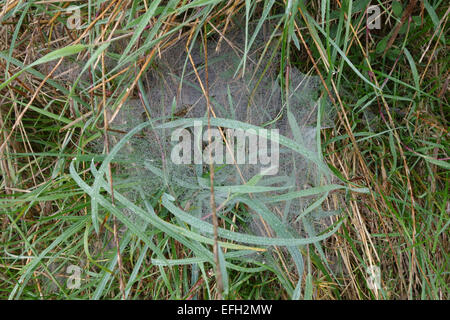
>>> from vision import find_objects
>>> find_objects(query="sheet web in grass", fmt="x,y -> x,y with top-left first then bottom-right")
99,23 -> 343,291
